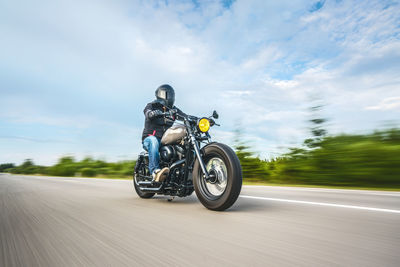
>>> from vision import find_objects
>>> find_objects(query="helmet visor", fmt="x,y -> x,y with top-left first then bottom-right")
158,90 -> 166,100
165,90 -> 175,108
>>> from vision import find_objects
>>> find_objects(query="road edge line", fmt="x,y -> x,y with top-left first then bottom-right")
240,195 -> 400,214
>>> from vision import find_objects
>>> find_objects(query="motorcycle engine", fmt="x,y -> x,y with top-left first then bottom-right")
160,145 -> 185,163
160,145 -> 176,162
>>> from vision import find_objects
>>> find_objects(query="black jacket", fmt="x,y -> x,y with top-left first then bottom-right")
141,100 -> 186,141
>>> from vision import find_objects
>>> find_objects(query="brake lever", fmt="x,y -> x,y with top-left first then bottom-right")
209,118 -> 220,127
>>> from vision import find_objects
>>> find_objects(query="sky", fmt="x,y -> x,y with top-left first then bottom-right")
1,0 -> 400,165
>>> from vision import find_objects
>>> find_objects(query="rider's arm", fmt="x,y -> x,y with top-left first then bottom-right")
144,104 -> 163,120
174,107 -> 187,118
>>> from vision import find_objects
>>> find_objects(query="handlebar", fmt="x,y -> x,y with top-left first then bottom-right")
162,109 -> 192,121
162,108 -> 219,126
161,109 -> 183,120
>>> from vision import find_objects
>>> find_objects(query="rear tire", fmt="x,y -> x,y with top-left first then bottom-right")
133,158 -> 155,199
193,143 -> 242,211
133,174 -> 155,198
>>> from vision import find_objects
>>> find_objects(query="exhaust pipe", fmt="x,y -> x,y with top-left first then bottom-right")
138,181 -> 153,186
140,184 -> 163,192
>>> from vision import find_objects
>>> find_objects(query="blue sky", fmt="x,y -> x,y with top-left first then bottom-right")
1,0 -> 400,165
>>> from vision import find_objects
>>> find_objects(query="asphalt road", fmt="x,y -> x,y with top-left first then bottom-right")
1,174 -> 399,267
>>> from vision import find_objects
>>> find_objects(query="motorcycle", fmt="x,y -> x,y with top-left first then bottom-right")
134,109 -> 242,211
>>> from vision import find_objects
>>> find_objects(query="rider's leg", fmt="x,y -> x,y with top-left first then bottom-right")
142,136 -> 160,175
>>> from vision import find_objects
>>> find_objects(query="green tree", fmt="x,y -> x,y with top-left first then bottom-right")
304,105 -> 328,148
273,128 -> 400,187
233,128 -> 269,182
81,168 -> 97,177
0,163 -> 15,172
48,156 -> 77,176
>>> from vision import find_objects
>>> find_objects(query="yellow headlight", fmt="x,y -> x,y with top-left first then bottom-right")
198,118 -> 210,133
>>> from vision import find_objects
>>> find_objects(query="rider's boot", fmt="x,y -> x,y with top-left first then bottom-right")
153,167 -> 170,182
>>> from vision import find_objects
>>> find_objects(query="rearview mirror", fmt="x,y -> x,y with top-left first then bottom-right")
212,110 -> 219,119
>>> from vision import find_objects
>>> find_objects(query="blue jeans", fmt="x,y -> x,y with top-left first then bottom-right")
142,136 -> 161,175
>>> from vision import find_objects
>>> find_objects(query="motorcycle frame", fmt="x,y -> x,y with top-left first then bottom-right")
137,113 -> 215,196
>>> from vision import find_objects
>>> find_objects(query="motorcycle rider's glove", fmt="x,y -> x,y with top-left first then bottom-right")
166,109 -> 178,121
169,109 -> 177,116
147,110 -> 163,119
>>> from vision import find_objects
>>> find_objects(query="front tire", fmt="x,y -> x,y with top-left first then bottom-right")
193,143 -> 242,211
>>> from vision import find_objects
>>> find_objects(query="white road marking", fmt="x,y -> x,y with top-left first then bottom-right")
240,195 -> 400,214
244,185 -> 400,197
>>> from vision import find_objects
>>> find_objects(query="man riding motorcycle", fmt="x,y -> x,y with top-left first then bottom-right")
141,84 -> 186,182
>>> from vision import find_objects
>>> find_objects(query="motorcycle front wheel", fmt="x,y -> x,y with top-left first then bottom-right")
193,143 -> 242,211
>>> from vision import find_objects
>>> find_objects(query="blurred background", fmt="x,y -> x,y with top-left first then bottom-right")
1,0 -> 399,188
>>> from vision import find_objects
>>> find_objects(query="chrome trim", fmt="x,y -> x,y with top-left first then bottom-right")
139,185 -> 163,192
138,181 -> 153,186
170,159 -> 185,169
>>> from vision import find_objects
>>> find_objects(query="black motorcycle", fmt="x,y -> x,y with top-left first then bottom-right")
134,110 -> 242,211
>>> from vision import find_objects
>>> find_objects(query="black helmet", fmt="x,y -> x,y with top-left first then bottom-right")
155,84 -> 175,108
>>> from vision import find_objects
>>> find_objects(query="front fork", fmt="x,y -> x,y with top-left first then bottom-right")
185,119 -> 214,182
190,134 -> 216,182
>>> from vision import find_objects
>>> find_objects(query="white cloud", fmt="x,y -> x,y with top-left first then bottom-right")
268,79 -> 299,89
225,90 -> 253,96
242,46 -> 282,70
366,97 -> 400,111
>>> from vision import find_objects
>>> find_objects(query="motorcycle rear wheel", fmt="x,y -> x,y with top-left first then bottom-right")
134,174 -> 155,198
133,161 -> 155,199
193,143 -> 242,211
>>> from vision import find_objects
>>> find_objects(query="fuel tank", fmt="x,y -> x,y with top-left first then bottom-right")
161,124 -> 187,145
